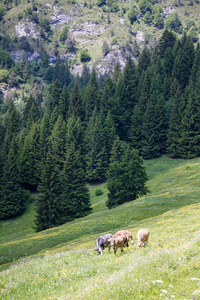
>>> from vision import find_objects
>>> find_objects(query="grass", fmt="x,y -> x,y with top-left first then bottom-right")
0,155 -> 200,299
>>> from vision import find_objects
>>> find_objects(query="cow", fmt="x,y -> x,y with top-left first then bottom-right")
113,230 -> 134,247
109,234 -> 129,254
137,228 -> 150,247
95,234 -> 113,255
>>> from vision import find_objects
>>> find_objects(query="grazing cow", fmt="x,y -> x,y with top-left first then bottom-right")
95,234 -> 113,255
137,228 -> 150,247
113,230 -> 134,247
109,235 -> 129,254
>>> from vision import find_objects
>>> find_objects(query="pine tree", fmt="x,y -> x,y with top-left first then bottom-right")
129,104 -> 143,152
58,84 -> 69,121
178,83 -> 200,158
84,68 -> 99,122
68,81 -> 84,120
0,138 -> 30,219
49,116 -> 66,171
19,123 -> 41,190
117,57 -> 138,140
59,142 -> 91,223
34,150 -> 62,232
112,62 -> 121,82
167,84 -> 185,157
159,29 -> 177,58
23,94 -> 40,128
106,145 -> 148,209
48,79 -> 62,114
104,111 -> 117,165
85,108 -> 107,182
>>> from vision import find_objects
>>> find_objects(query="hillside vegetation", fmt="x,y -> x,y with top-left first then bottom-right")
0,156 -> 200,299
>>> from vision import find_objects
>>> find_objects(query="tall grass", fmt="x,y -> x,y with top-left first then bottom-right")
0,156 -> 200,299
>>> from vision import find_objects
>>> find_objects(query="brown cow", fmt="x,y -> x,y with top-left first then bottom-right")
109,235 -> 129,254
113,230 -> 134,247
137,228 -> 150,247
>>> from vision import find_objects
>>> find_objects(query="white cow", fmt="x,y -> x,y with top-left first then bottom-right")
137,229 -> 150,247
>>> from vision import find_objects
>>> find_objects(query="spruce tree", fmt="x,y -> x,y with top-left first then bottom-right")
85,108 -> 107,182
106,144 -> 148,209
48,79 -> 62,114
179,83 -> 200,158
59,142 -> 91,223
84,68 -> 99,122
68,81 -> 84,120
34,150 -> 62,232
49,116 -> 66,171
0,138 -> 30,219
58,84 -> 69,121
23,94 -> 40,128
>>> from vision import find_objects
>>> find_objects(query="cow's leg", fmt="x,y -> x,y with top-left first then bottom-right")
114,247 -> 118,254
108,246 -> 111,252
121,246 -> 124,253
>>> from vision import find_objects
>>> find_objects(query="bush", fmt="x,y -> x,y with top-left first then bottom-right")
111,37 -> 118,45
165,12 -> 183,33
95,189 -> 104,196
127,6 -> 137,24
138,0 -> 152,14
59,26 -> 68,42
0,69 -> 9,83
80,49 -> 91,62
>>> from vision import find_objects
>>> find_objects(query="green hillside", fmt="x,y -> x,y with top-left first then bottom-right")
0,155 -> 200,299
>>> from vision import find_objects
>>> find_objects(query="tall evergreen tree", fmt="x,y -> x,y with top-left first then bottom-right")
34,150 -> 62,232
49,116 -> 66,171
0,138 -> 30,219
58,84 -> 69,121
84,68 -> 99,122
23,94 -> 40,128
178,83 -> 200,158
106,145 -> 148,209
68,81 -> 84,120
48,79 -> 62,114
167,84 -> 185,157
59,142 -> 91,223
84,108 -> 107,182
19,123 -> 41,190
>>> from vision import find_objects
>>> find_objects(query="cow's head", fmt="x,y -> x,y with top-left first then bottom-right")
108,237 -> 114,247
95,248 -> 103,255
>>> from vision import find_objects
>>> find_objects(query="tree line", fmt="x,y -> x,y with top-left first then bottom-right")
0,30 -> 200,230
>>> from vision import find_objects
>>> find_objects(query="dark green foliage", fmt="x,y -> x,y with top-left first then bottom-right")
49,79 -> 62,114
0,138 -> 30,219
84,68 -> 99,122
59,142 -> 91,223
159,29 -> 177,57
165,12 -> 183,33
59,26 -> 68,42
0,50 -> 14,68
129,104 -> 142,152
19,123 -> 41,190
68,81 -> 84,120
127,6 -> 137,24
23,94 -> 40,128
178,83 -> 200,158
80,49 -> 91,62
58,84 -> 69,121
49,116 -> 66,171
0,7 -> 5,21
106,142 -> 148,209
34,150 -> 62,232
167,84 -> 185,157
85,108 -> 107,182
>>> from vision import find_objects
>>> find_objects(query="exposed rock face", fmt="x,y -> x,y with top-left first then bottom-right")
94,45 -> 137,77
136,31 -> 146,44
11,50 -> 41,62
70,22 -> 107,36
50,8 -> 83,27
162,2 -> 179,16
15,19 -> 39,39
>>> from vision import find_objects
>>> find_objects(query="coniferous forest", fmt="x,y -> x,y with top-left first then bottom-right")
1,30 -> 200,231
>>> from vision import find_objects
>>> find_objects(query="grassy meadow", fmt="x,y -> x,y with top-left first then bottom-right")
0,155 -> 200,299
